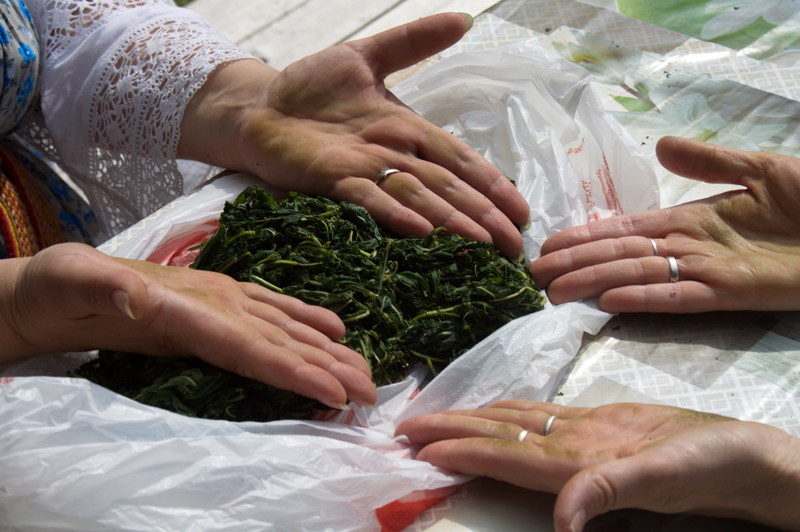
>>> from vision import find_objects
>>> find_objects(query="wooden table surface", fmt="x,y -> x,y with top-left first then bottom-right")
187,0 -> 500,70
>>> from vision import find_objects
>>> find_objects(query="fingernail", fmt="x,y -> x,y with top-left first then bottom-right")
323,401 -> 351,411
570,509 -> 587,532
112,289 -> 136,320
459,12 -> 474,30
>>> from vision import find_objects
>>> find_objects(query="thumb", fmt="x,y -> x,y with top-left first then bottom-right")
353,12 -> 473,78
83,257 -> 150,321
656,135 -> 763,188
35,244 -> 151,320
552,452 -> 690,532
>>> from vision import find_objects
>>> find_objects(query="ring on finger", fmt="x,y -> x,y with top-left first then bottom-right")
374,168 -> 401,185
543,415 -> 556,436
667,256 -> 679,283
517,429 -> 529,442
648,237 -> 659,257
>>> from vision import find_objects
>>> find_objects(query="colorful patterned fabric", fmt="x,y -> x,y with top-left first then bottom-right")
0,142 -> 63,256
0,0 -> 37,135
0,0 -> 99,258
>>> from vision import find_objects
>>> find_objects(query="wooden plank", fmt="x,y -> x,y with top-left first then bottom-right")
237,0 -> 403,68
187,0 -> 498,69
188,0 -> 306,45
347,0 -> 501,40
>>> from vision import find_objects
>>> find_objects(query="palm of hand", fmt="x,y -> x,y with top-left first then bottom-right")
234,14 -> 530,257
249,43 -> 413,195
534,403 -> 718,473
397,400 -> 795,529
694,152 -> 800,310
413,402 -> 727,493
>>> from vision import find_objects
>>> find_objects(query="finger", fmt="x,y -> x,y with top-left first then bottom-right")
363,161 -> 522,257
489,400 -> 591,420
163,297 -> 375,408
379,170 -> 492,241
244,297 -> 372,377
241,282 -> 347,340
352,13 -> 473,78
414,120 -> 530,226
242,283 -> 371,375
530,236 -> 666,288
597,281 -> 730,314
412,437 -> 568,494
246,319 -> 377,407
356,104 -> 527,255
435,408 -> 557,437
192,321 -> 354,409
656,136 -> 764,188
401,157 -> 525,257
343,167 -> 499,245
539,209 -> 673,256
331,175 -> 436,238
397,413 -> 531,444
546,257 -> 680,304
438,406 -> 575,438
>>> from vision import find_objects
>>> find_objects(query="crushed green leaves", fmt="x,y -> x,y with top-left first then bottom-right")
76,186 -> 545,422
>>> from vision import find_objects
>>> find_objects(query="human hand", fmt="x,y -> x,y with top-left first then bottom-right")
396,400 -> 800,531
530,136 -> 800,312
0,243 -> 376,409
180,13 -> 529,258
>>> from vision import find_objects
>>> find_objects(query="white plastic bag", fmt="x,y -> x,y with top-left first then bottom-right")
0,37 -> 657,531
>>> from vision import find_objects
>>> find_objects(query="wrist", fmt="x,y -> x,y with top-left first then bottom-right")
726,423 -> 800,530
178,58 -> 280,172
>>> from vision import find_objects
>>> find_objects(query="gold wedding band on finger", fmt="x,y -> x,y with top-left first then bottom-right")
374,168 -> 401,185
667,256 -> 679,283
517,429 -> 529,442
543,415 -> 556,436
648,237 -> 659,257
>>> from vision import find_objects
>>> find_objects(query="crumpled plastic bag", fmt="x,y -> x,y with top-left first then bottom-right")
0,36 -> 657,531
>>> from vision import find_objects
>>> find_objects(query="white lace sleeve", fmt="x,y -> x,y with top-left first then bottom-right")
19,0 -> 255,240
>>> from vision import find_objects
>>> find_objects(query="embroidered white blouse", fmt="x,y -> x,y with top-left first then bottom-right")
20,0 -> 254,241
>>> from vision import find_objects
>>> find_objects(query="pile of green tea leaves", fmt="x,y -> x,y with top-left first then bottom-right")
77,186 -> 545,422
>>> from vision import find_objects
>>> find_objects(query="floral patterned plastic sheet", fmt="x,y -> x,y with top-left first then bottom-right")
581,0 -> 800,65
410,3 -> 800,531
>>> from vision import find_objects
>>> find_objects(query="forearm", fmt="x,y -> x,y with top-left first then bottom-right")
177,59 -> 280,173
740,428 -> 800,530
690,421 -> 800,530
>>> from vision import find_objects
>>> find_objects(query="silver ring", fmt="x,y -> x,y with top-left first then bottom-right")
649,237 -> 659,257
517,429 -> 529,442
667,256 -> 679,283
543,415 -> 556,436
374,168 -> 401,184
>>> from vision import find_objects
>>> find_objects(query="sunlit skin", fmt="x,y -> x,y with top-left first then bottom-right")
0,243 -> 376,410
0,13 -> 537,412
397,400 -> 800,531
179,13 -> 529,258
530,136 -> 800,312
